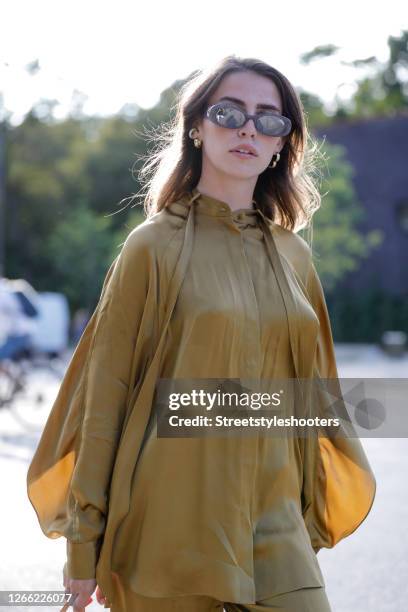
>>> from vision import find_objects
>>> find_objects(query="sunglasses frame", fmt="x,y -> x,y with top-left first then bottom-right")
204,102 -> 292,137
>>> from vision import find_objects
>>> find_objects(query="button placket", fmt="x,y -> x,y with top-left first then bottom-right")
235,229 -> 263,380
217,210 -> 263,380
232,227 -> 263,538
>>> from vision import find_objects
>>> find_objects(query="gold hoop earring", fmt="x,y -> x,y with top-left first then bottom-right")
268,152 -> 280,169
189,127 -> 202,149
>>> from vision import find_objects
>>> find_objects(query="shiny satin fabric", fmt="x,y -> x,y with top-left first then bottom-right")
106,583 -> 332,611
26,188 -> 376,607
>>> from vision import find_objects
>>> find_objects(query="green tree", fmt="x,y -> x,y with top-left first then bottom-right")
299,141 -> 383,291
299,90 -> 332,129
336,31 -> 406,119
6,112 -> 92,282
46,202 -> 146,312
46,203 -> 121,311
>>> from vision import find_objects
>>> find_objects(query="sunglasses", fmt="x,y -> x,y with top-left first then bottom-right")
205,102 -> 292,137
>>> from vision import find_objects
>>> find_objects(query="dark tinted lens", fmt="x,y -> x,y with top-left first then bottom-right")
257,114 -> 292,136
212,104 -> 245,128
207,103 -> 292,136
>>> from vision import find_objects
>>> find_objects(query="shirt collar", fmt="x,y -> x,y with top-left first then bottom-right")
166,188 -> 270,233
189,187 -> 268,225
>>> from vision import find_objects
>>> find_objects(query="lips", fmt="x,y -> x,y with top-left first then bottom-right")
229,144 -> 258,157
231,150 -> 255,156
230,142 -> 258,157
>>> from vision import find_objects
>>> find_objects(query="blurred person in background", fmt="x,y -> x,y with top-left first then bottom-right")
71,307 -> 91,346
0,277 -> 39,361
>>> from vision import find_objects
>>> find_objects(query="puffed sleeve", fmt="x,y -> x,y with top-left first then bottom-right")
301,257 -> 376,554
26,227 -> 155,579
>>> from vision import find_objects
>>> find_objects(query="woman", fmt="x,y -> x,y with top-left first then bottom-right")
27,56 -> 376,612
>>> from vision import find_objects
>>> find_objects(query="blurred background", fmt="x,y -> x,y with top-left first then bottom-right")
0,1 -> 407,611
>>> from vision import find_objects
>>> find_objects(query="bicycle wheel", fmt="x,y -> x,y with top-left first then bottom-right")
10,358 -> 65,431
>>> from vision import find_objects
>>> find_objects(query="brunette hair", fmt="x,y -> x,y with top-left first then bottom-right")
132,55 -> 323,234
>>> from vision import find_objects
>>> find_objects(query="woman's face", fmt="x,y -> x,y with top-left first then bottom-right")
194,70 -> 285,181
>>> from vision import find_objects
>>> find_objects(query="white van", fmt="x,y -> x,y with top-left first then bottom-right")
30,292 -> 70,356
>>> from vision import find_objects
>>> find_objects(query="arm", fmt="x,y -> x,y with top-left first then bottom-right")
305,259 -> 339,380
301,257 -> 376,553
27,227 -> 155,578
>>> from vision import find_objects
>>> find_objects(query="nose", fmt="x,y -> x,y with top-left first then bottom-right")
238,117 -> 257,137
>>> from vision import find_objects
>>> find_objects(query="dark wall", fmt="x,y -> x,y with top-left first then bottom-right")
314,114 -> 408,296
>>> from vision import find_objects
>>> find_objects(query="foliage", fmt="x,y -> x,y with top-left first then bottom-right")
327,288 -> 408,342
335,30 -> 408,119
46,203 -> 120,312
299,141 -> 383,292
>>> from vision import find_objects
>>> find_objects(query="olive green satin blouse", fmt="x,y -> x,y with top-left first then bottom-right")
26,188 -> 376,606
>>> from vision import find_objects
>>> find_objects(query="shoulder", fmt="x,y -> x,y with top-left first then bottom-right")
269,221 -> 313,285
118,206 -> 186,264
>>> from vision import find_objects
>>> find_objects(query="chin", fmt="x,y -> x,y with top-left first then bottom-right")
215,160 -> 259,179
227,167 -> 260,180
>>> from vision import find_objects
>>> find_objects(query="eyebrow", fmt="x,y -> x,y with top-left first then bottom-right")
217,96 -> 281,113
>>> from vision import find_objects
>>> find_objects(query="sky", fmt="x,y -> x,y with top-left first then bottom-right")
0,0 -> 406,126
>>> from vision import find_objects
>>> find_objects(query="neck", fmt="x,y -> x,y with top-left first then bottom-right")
195,172 -> 257,212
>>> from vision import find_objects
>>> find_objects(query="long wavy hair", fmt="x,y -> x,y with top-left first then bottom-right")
132,55 -> 324,235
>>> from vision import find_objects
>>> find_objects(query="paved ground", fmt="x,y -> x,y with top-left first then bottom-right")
0,344 -> 407,611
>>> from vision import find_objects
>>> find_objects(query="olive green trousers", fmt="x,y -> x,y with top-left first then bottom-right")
108,585 -> 332,611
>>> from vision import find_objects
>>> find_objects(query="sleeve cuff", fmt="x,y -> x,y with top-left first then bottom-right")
66,539 -> 101,579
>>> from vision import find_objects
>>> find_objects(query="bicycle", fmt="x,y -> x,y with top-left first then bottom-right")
0,347 -> 69,431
